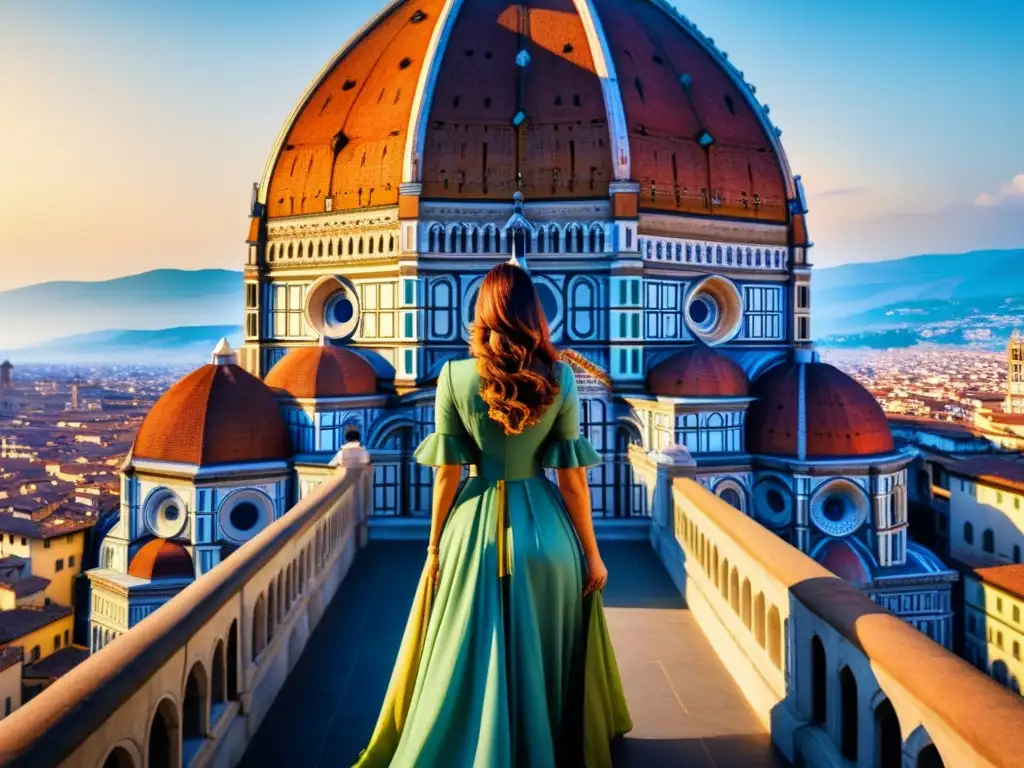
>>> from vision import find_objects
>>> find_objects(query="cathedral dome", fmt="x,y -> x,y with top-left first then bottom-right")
134,364 -> 291,466
264,345 -> 378,398
746,361 -> 895,459
128,540 -> 194,581
259,0 -> 792,222
648,345 -> 749,398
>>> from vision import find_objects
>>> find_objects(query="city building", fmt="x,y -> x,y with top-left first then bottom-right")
963,564 -> 1024,694
1008,331 -> 1024,414
85,0 -> 953,651
0,646 -> 22,722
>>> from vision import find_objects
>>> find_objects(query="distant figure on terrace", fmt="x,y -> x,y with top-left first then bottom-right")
355,263 -> 631,767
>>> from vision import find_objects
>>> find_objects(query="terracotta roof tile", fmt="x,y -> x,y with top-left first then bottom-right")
747,361 -> 895,458
265,0 -> 447,217
974,564 -> 1024,601
133,364 -> 291,466
591,0 -> 787,221
648,345 -> 749,398
128,539 -> 194,581
264,346 -> 377,399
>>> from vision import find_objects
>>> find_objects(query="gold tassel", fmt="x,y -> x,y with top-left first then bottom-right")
497,480 -> 511,579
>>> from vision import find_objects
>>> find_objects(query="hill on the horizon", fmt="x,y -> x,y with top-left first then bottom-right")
0,325 -> 243,365
814,248 -> 1024,337
0,269 -> 242,348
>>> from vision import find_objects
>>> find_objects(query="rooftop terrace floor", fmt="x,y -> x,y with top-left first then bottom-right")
242,539 -> 782,767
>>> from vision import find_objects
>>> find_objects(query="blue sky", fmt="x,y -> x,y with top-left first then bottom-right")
0,0 -> 1021,289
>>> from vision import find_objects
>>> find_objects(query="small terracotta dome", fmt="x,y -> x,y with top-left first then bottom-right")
747,361 -> 895,459
134,364 -> 291,466
816,539 -> 872,584
648,345 -> 749,398
264,345 -> 377,398
128,540 -> 194,580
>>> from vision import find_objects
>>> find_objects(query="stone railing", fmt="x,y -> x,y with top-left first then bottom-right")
0,462 -> 372,768
654,476 -> 1024,768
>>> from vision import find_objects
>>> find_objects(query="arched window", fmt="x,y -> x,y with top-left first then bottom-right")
102,746 -> 135,768
317,241 -> 324,257
589,228 -> 599,254
147,698 -> 180,768
741,579 -> 752,628
183,663 -> 209,740
327,240 -> 333,257
549,225 -> 560,254
212,641 -> 227,704
573,226 -> 584,254
538,228 -> 547,253
348,237 -> 354,255
470,228 -> 479,253
767,606 -> 782,667
720,487 -> 743,511
983,528 -> 995,554
267,581 -> 276,641
839,666 -> 858,760
811,635 -> 826,724
368,236 -> 375,254
964,521 -> 974,544
875,698 -> 902,768
754,593 -> 766,647
227,620 -> 239,700
712,547 -> 720,589
252,594 -> 266,662
297,242 -> 304,258
285,567 -> 292,611
379,235 -> 385,253
729,568 -> 740,613
719,558 -> 730,599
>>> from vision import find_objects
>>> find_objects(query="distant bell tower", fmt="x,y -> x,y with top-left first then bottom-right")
0,360 -> 11,390
1008,331 -> 1024,414
71,375 -> 81,412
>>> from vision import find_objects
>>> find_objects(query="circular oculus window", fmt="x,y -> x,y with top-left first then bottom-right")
219,494 -> 270,543
753,482 -> 792,527
810,481 -> 868,537
145,490 -> 188,539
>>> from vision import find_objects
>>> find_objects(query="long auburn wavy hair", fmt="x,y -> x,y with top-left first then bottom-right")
470,263 -> 560,435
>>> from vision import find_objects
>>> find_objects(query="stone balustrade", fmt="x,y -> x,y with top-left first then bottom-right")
656,475 -> 1024,768
0,464 -> 372,768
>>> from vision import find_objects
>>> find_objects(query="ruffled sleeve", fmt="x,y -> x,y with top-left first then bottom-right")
414,361 -> 476,467
541,362 -> 602,469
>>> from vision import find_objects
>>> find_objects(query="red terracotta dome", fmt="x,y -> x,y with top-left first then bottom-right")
260,0 -> 791,221
746,361 -> 895,459
134,364 -> 291,466
648,345 -> 749,398
816,539 -> 872,584
128,540 -> 194,581
264,345 -> 378,398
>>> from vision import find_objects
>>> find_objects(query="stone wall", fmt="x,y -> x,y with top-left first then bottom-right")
655,477 -> 1024,768
0,464 -> 372,768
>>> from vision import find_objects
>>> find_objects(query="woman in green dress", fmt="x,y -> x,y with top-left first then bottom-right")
356,263 -> 630,767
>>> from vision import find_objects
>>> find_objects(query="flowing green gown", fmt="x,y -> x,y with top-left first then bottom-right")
355,359 -> 631,768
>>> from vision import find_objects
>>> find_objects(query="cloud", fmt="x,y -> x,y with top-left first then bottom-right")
975,173 -> 1024,207
814,186 -> 868,199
